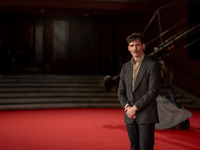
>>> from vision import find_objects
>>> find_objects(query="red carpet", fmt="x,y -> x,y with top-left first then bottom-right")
0,108 -> 199,150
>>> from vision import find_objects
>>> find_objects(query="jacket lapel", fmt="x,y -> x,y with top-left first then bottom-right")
128,62 -> 133,89
133,56 -> 149,92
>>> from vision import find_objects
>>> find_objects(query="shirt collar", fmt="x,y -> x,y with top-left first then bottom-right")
131,53 -> 145,65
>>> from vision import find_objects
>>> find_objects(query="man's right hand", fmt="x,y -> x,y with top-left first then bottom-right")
124,105 -> 137,119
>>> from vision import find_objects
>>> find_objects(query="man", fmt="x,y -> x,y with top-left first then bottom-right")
118,33 -> 161,150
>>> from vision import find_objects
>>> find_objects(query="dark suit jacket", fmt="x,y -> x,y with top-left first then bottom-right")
118,55 -> 161,124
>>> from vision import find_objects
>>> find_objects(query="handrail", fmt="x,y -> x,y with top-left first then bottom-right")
184,36 -> 200,48
163,36 -> 200,57
143,0 -> 189,35
169,63 -> 200,77
157,19 -> 200,47
157,23 -> 200,51
160,0 -> 188,9
148,22 -> 200,56
145,9 -> 200,47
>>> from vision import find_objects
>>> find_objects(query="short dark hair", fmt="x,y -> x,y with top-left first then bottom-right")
126,33 -> 145,44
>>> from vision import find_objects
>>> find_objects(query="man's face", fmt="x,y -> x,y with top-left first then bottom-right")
128,39 -> 145,58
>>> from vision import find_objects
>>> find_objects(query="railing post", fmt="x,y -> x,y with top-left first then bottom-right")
158,8 -> 163,43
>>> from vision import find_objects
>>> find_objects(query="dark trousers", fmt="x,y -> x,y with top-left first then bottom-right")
126,121 -> 155,150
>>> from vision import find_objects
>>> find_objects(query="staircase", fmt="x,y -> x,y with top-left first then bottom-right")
0,74 -> 121,110
171,84 -> 200,109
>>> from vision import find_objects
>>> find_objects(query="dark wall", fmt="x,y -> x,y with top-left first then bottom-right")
0,16 -> 119,74
114,0 -> 200,98
157,0 -> 200,98
0,0 -> 200,98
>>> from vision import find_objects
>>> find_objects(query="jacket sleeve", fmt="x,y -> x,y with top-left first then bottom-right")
117,64 -> 130,109
134,61 -> 161,111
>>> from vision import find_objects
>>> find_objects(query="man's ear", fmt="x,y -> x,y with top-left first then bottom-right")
128,46 -> 130,51
143,43 -> 145,51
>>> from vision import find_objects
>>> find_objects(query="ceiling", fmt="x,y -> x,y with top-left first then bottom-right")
0,0 -> 152,17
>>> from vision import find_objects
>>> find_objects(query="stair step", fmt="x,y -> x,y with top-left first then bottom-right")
0,92 -> 117,98
0,74 -> 119,109
0,83 -> 102,87
0,97 -> 119,104
0,87 -> 107,92
0,103 -> 122,110
176,99 -> 192,104
0,79 -> 102,83
0,74 -> 104,79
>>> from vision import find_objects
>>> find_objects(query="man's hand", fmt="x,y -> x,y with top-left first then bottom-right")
124,105 -> 138,119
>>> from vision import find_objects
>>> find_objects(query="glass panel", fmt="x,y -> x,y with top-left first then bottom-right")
53,20 -> 69,60
35,20 -> 43,63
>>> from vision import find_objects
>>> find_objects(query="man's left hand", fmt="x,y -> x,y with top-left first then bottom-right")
125,105 -> 138,119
